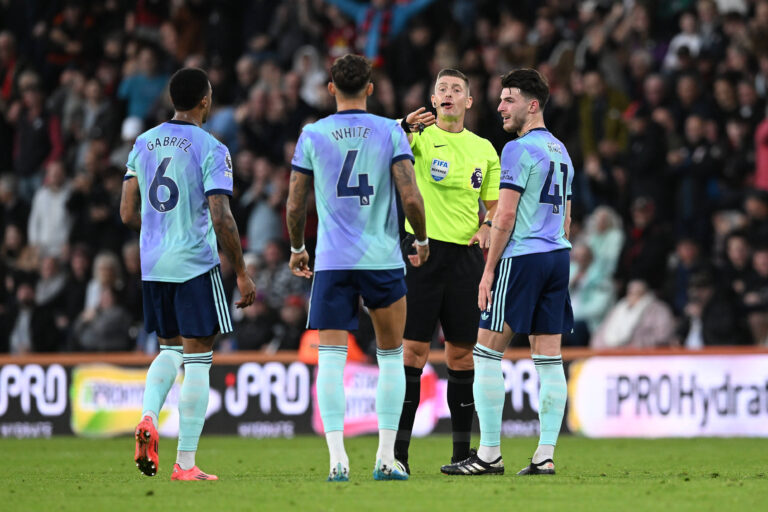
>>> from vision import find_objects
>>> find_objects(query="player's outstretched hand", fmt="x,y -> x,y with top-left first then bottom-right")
235,273 -> 256,309
408,241 -> 430,267
469,224 -> 491,248
405,107 -> 436,131
478,270 -> 494,311
289,250 -> 313,279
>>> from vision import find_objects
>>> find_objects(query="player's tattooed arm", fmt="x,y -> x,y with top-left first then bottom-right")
391,159 -> 427,241
208,194 -> 246,275
119,177 -> 141,231
286,170 -> 312,249
209,193 -> 256,307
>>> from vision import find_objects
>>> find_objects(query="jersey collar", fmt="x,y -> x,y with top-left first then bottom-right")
167,120 -> 197,126
335,109 -> 368,115
519,127 -> 548,137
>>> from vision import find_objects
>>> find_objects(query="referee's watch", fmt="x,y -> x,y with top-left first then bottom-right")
483,220 -> 492,228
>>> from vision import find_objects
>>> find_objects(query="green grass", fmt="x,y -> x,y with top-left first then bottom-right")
1,435 -> 766,512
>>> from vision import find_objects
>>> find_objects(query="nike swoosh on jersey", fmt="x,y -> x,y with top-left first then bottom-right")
434,144 -> 447,148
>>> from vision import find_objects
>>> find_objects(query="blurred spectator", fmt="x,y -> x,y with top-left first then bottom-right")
617,197 -> 672,291
7,276 -> 63,353
27,160 -> 72,258
61,244 -> 90,331
233,291 -> 278,351
109,117 -> 143,169
567,244 -> 614,346
269,294 -> 307,352
665,238 -> 708,315
117,45 -> 167,122
754,106 -> 768,191
242,157 -> 285,254
743,190 -> 768,242
73,286 -> 132,351
324,0 -> 438,67
255,239 -> 309,310
743,245 -> 768,344
678,271 -> 751,347
592,279 -> 675,349
84,251 -> 123,311
582,206 -> 624,274
8,72 -> 63,199
0,174 -> 29,236
663,11 -> 702,72
579,70 -> 628,163
121,240 -> 142,324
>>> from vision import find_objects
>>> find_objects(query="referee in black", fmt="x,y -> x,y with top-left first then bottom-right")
395,69 -> 500,473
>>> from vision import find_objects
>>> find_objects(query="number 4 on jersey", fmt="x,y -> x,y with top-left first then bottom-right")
337,150 -> 374,206
540,161 -> 568,214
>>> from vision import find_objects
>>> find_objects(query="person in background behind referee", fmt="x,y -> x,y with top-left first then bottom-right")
395,69 -> 500,474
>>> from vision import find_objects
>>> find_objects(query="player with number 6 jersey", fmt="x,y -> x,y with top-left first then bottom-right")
125,120 -> 233,281
121,67 -> 255,482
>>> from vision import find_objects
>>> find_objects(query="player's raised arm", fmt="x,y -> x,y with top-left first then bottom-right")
207,193 -> 255,308
391,158 -> 429,266
119,176 -> 141,231
286,169 -> 313,278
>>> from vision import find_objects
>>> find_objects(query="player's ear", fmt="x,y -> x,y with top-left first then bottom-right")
328,82 -> 336,97
366,82 -> 374,97
465,95 -> 473,110
529,99 -> 538,113
431,93 -> 437,108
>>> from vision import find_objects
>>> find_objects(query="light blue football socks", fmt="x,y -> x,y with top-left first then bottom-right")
141,345 -> 183,427
375,345 -> 405,467
473,345 -> 505,462
318,345 -> 349,474
177,351 -> 213,469
533,354 -> 566,463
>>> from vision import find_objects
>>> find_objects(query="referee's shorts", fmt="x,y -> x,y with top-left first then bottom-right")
402,236 -> 483,344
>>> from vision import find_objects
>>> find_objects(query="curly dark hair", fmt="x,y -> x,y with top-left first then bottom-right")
330,54 -> 372,96
500,68 -> 549,108
169,67 -> 210,111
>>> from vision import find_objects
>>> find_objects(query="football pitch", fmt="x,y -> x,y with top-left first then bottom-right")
2,435 -> 766,512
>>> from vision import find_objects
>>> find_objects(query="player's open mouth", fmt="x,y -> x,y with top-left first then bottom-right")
441,102 -> 454,109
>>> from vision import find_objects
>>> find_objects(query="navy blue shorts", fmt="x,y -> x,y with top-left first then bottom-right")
479,250 -> 573,335
143,265 -> 233,339
308,268 -> 407,331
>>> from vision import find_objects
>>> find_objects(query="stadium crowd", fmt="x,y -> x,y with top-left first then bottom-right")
1,0 -> 767,355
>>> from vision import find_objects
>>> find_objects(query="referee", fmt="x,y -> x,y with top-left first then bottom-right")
395,69 -> 500,473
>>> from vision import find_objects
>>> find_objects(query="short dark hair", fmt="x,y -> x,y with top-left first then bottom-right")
436,68 -> 470,93
330,54 -> 372,96
169,67 -> 210,111
500,68 -> 549,108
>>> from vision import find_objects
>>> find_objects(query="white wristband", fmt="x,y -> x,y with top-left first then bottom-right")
414,237 -> 429,246
290,244 -> 305,254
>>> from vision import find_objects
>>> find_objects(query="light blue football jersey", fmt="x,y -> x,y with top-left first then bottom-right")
500,128 -> 574,258
125,120 -> 233,282
291,109 -> 413,271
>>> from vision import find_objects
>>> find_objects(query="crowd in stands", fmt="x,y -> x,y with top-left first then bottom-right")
1,0 -> 767,355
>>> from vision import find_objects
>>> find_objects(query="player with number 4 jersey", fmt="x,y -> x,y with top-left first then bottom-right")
287,54 -> 427,483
